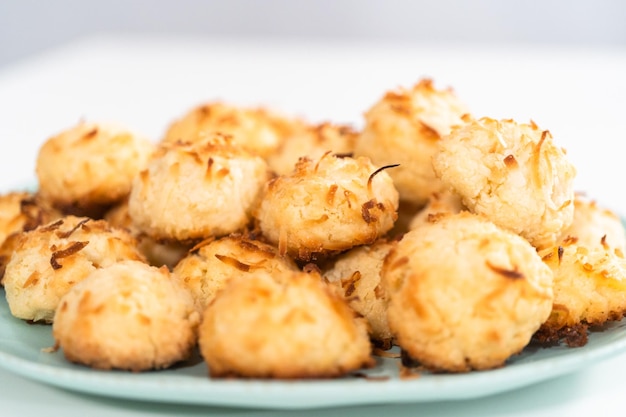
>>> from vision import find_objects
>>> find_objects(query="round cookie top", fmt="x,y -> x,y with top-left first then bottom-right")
355,78 -> 470,207
173,234 -> 299,313
559,193 -> 626,254
0,191 -> 62,284
3,215 -> 146,323
53,260 -> 199,371
0,191 -> 32,245
128,134 -> 270,242
0,191 -> 61,244
162,101 -> 305,158
198,269 -> 374,378
35,121 -> 155,216
432,117 -> 577,249
256,153 -> 399,262
382,211 -> 554,372
266,122 -> 358,176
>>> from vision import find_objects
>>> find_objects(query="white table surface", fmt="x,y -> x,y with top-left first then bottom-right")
1,34 -> 626,416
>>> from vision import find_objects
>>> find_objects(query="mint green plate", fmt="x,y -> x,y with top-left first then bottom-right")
2,287 -> 626,409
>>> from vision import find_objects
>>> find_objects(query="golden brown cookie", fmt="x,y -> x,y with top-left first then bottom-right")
256,153 -> 399,262
128,134 -> 270,242
0,191 -> 62,284
537,241 -> 626,347
355,78 -> 470,207
35,121 -> 155,217
173,234 -> 299,314
323,239 -> 396,348
432,117 -> 576,249
198,269 -> 374,378
382,212 -> 553,372
559,193 -> 626,255
162,101 -> 305,158
53,260 -> 199,371
3,215 -> 146,322
0,191 -> 31,245
266,122 -> 358,175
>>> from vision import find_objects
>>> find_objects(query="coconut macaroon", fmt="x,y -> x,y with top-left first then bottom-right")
104,199 -> 190,269
173,234 -> 299,314
558,193 -> 626,255
0,191 -> 61,244
382,212 -> 554,372
0,191 -> 33,246
128,134 -> 270,242
198,269 -> 374,378
256,153 -> 399,262
0,192 -> 62,283
408,190 -> 466,231
536,242 -> 626,347
53,260 -> 199,371
35,121 -> 155,217
162,101 -> 305,159
354,78 -> 470,207
432,117 -> 577,249
3,215 -> 145,323
323,239 -> 396,348
266,122 -> 358,176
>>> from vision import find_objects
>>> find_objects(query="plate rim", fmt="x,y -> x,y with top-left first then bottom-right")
2,299 -> 626,410
1,208 -> 626,409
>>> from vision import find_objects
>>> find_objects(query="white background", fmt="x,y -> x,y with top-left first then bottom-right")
2,0 -> 626,67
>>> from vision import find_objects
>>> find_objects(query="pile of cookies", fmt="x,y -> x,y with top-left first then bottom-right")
1,77 -> 625,377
